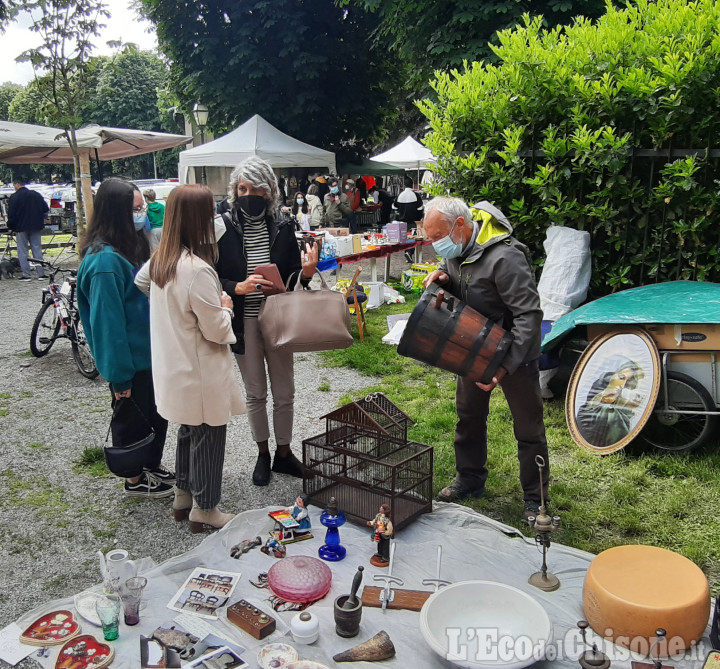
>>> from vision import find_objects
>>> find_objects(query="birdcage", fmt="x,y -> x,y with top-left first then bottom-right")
302,430 -> 432,531
322,392 -> 414,444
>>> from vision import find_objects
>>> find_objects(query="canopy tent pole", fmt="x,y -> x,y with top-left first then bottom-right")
94,148 -> 103,183
79,151 -> 94,226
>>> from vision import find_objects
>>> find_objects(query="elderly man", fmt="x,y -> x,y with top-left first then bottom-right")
423,197 -> 549,520
7,174 -> 48,281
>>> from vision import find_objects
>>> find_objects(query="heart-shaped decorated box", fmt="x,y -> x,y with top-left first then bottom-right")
19,610 -> 81,646
54,634 -> 114,669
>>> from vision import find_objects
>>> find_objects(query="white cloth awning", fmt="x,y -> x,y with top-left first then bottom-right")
178,114 -> 336,183
370,135 -> 437,171
0,121 -> 191,164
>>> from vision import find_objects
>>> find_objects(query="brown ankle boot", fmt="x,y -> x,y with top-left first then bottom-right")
188,506 -> 235,533
172,488 -> 193,521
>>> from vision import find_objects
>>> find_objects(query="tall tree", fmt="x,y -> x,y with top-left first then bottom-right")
12,0 -> 109,231
0,82 -> 23,120
342,0 -> 608,92
136,0 -> 399,156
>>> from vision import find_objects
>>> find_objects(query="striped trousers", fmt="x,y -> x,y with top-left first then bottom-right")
176,423 -> 226,510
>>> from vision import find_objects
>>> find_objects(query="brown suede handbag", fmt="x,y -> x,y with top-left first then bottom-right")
258,270 -> 353,353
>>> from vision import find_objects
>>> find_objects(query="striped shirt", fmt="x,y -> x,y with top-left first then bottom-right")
243,217 -> 271,318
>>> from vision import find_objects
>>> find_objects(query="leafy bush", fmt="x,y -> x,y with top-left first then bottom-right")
419,0 -> 720,293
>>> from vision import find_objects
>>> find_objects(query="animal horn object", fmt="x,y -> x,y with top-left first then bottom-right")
333,630 -> 396,662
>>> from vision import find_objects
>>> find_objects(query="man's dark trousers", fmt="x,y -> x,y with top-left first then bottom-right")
453,359 -> 549,504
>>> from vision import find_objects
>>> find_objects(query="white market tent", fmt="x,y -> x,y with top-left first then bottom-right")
177,114 -> 336,184
370,135 -> 437,171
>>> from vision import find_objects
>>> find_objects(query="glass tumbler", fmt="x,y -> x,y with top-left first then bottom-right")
120,576 -> 147,626
95,595 -> 121,641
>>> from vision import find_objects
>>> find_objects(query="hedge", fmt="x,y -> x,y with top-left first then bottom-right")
419,0 -> 720,293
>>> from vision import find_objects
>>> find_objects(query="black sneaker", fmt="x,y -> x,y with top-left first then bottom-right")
437,480 -> 484,503
18,276 -> 31,282
252,453 -> 271,486
271,451 -> 304,478
522,502 -> 541,523
124,471 -> 174,498
145,465 -> 176,484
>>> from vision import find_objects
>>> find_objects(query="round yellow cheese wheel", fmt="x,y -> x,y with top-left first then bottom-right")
583,545 -> 710,656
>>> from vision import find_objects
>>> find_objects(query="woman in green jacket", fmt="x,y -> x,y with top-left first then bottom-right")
77,178 -> 175,497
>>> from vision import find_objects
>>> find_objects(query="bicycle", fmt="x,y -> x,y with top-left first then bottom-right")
29,259 -> 99,379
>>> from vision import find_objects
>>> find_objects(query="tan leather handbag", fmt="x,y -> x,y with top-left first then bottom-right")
258,271 -> 353,353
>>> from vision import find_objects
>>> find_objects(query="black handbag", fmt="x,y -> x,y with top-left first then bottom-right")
104,397 -> 155,477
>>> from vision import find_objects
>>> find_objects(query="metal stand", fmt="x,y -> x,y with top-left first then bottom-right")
577,620 -> 611,669
527,455 -> 561,592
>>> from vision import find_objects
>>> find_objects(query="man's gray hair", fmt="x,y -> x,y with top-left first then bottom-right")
227,155 -> 280,207
425,196 -> 473,226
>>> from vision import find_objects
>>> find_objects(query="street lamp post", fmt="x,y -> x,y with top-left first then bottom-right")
192,102 -> 209,185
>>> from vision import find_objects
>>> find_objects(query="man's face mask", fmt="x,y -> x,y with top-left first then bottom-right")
432,218 -> 463,259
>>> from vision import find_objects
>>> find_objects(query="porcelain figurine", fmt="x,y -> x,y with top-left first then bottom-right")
287,494 -> 311,534
367,503 -> 393,566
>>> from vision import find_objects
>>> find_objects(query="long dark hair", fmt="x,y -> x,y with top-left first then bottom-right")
292,192 -> 309,215
149,185 -> 217,288
78,178 -> 150,266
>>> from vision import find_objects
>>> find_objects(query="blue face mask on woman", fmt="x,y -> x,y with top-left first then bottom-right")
432,219 -> 463,259
330,186 -> 339,194
133,211 -> 149,231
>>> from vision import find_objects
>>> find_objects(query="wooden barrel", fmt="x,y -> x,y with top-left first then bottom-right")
398,283 -> 514,385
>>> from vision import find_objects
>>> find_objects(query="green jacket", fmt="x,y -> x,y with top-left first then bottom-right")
146,201 -> 165,228
439,201 -> 542,375
77,245 -> 151,392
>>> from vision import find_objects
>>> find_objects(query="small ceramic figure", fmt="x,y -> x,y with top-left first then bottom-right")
287,494 -> 311,534
366,503 -> 393,566
230,536 -> 262,559
261,537 -> 287,558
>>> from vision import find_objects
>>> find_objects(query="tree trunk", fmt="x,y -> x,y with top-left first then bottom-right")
67,127 -> 86,237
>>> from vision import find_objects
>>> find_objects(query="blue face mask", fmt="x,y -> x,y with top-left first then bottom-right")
133,212 -> 149,231
432,220 -> 463,259
297,198 -> 304,205
330,186 -> 339,194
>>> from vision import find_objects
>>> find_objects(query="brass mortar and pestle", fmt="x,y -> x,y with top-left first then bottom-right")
334,566 -> 364,637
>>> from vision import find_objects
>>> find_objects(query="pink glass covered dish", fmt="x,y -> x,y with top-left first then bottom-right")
267,556 -> 332,602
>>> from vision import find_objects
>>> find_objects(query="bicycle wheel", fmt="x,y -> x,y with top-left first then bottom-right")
640,371 -> 717,453
69,316 -> 99,379
30,299 -> 60,357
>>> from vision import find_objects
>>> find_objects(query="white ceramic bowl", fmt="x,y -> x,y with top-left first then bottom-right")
419,580 -> 553,669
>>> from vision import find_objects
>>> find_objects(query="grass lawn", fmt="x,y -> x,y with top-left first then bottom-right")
322,289 -> 720,591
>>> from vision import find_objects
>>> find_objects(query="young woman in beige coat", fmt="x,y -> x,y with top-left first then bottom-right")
136,184 -> 246,532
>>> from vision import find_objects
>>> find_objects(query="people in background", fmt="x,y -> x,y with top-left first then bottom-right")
423,197 -> 548,521
368,184 -> 394,225
291,192 -> 311,231
143,188 -> 165,249
135,184 -> 245,532
324,178 -> 352,229
394,175 -> 424,225
7,173 -> 48,281
216,156 -> 319,487
306,184 -> 325,229
344,178 -> 361,233
77,178 -> 175,498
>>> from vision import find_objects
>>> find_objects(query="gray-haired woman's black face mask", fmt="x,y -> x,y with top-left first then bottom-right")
237,194 -> 267,217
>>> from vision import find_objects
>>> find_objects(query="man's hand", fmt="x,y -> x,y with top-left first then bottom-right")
423,269 -> 449,288
114,389 -> 131,400
476,367 -> 507,392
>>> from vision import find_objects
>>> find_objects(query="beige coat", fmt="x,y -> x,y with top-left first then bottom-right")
135,252 -> 246,426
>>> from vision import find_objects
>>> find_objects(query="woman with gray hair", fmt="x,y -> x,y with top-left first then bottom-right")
216,156 -> 319,486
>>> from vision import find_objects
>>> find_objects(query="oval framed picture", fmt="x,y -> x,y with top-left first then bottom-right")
566,328 -> 661,454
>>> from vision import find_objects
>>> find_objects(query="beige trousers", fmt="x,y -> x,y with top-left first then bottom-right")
234,318 -> 295,445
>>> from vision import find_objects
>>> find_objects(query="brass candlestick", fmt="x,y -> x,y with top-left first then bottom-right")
527,455 -> 561,592
577,620 -> 611,669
